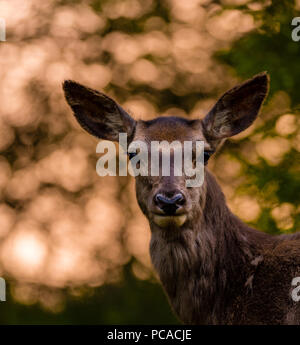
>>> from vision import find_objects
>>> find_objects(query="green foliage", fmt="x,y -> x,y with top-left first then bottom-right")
0,0 -> 299,325
217,0 -> 300,105
0,264 -> 178,324
217,0 -> 300,235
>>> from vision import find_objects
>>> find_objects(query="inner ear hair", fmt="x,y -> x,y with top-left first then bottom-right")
63,80 -> 136,142
203,72 -> 269,140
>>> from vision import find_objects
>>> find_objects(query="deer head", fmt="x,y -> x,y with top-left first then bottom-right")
63,73 -> 269,234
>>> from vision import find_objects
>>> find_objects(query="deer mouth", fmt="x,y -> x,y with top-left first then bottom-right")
152,213 -> 187,228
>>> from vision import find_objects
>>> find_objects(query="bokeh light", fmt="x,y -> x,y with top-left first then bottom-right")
0,0 -> 298,323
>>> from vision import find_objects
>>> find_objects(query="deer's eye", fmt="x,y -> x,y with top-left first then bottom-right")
128,152 -> 137,160
204,151 -> 211,165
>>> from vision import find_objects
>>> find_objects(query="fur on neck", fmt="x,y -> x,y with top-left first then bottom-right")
149,171 -> 271,324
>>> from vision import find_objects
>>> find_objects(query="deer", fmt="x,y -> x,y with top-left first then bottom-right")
63,72 -> 300,325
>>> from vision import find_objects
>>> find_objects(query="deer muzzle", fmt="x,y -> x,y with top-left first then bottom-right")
152,192 -> 187,228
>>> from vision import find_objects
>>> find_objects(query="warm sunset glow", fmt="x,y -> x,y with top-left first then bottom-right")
0,0 -> 297,318
14,235 -> 46,267
1,228 -> 48,278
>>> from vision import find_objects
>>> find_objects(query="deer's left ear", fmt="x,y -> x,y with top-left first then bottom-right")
63,80 -> 136,142
202,72 -> 269,140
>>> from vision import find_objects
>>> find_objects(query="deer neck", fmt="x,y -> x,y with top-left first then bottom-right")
149,171 -> 271,324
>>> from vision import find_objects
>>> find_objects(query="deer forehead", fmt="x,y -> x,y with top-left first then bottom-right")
133,116 -> 211,149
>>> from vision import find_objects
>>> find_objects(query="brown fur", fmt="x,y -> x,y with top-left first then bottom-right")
148,172 -> 300,324
63,72 -> 300,324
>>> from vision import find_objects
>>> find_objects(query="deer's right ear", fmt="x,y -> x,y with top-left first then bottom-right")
63,80 -> 136,141
202,72 -> 269,140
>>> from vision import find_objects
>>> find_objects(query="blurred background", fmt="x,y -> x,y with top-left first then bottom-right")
0,0 -> 299,324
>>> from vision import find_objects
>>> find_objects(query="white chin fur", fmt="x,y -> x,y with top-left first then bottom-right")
153,214 -> 187,228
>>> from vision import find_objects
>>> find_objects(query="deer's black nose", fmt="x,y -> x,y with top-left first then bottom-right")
154,193 -> 185,215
